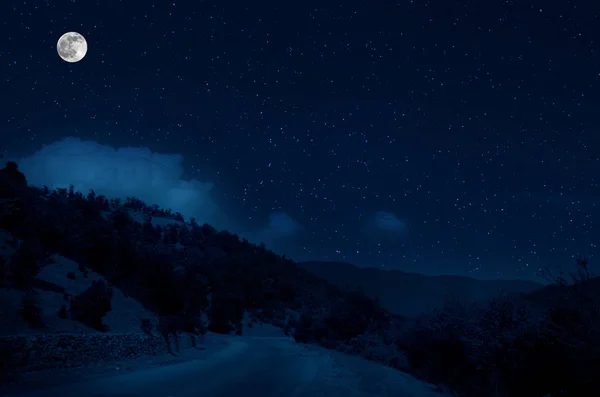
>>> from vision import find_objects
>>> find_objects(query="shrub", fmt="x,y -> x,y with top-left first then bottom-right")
290,309 -> 330,343
57,304 -> 68,319
283,322 -> 292,336
401,259 -> 600,397
207,294 -> 244,334
69,280 -> 113,331
140,318 -> 153,336
19,291 -> 45,328
290,287 -> 387,348
0,256 -> 7,288
6,238 -> 50,289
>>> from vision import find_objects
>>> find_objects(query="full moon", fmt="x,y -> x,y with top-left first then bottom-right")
57,32 -> 87,63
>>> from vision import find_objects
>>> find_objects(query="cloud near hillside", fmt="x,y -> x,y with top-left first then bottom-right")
18,137 -> 220,225
373,211 -> 407,233
249,212 -> 302,247
16,137 -> 301,247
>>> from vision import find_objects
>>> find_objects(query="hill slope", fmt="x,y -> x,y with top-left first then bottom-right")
0,226 -> 158,337
0,169 -> 398,378
298,261 -> 542,317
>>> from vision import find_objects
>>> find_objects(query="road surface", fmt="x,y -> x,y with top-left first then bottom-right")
7,336 -> 446,397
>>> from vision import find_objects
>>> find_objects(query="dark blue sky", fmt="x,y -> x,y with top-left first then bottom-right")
1,0 -> 599,280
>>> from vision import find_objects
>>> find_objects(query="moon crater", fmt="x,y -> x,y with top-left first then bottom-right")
57,32 -> 87,63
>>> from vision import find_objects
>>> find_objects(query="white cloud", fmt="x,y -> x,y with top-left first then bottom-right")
373,211 -> 407,232
18,137 -> 220,225
246,211 -> 302,246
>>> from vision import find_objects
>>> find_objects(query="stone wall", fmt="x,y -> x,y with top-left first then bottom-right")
0,333 -> 167,375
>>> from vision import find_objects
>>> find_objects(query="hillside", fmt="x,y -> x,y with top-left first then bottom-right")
297,261 -> 542,317
1,162 -> 599,397
0,163 -> 400,381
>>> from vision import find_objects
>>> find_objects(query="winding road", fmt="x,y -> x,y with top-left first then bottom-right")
9,336 -> 445,397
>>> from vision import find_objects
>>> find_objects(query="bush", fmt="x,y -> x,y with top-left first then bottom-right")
207,294 -> 244,334
69,280 -> 113,331
400,259 -> 600,397
140,318 -> 153,336
5,238 -> 50,289
0,339 -> 19,381
19,291 -> 45,328
0,256 -> 7,287
290,287 -> 387,348
57,304 -> 68,319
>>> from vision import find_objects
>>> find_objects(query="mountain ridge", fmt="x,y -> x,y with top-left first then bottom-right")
297,260 -> 542,317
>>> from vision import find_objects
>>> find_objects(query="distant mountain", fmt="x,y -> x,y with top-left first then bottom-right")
297,261 -> 543,317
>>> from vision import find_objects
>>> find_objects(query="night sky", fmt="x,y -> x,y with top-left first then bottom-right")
1,0 -> 599,280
